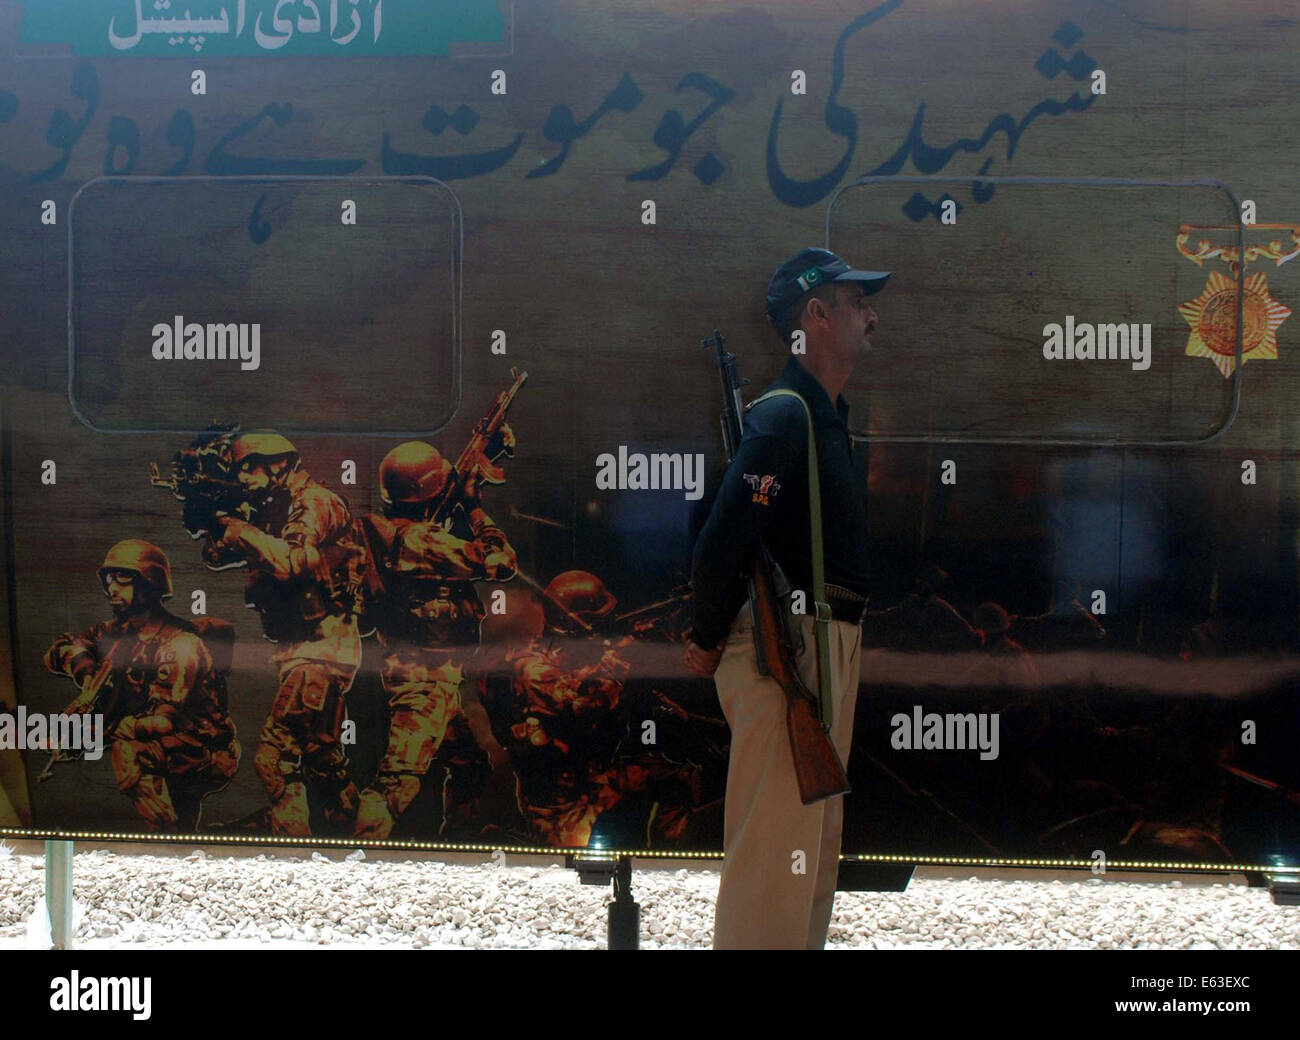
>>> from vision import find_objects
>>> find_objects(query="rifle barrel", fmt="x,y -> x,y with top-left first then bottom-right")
614,595 -> 687,623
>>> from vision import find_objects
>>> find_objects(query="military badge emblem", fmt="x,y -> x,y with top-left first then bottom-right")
1179,270 -> 1291,378
743,473 -> 780,505
1176,223 -> 1298,378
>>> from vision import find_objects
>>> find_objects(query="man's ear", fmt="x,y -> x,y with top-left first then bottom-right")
811,289 -> 842,322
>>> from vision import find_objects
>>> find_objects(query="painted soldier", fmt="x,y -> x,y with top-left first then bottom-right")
863,562 -> 980,653
429,709 -> 496,838
965,601 -> 1042,689
205,431 -> 366,836
44,540 -> 239,831
352,440 -> 516,839
504,571 -> 635,845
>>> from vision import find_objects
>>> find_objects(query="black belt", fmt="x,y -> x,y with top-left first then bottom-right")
825,584 -> 868,625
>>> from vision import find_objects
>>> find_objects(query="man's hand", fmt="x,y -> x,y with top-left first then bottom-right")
216,514 -> 252,542
203,515 -> 260,569
483,548 -> 515,581
486,422 -> 516,462
683,639 -> 725,677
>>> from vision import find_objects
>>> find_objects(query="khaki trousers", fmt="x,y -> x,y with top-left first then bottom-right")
711,604 -> 862,950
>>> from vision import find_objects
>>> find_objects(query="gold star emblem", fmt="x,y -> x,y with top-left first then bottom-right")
1179,270 -> 1291,378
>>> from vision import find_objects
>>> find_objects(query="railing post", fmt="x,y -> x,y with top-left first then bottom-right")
45,839 -> 74,949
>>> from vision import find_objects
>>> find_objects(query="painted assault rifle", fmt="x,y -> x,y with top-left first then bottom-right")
705,330 -> 850,804
429,367 -> 528,526
38,649 -> 120,783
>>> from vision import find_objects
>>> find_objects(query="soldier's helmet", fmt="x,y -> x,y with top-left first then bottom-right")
973,601 -> 1012,638
98,539 -> 173,599
543,570 -> 617,632
230,431 -> 299,468
379,441 -> 453,509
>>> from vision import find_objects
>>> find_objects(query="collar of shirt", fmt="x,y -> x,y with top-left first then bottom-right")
110,611 -> 167,639
778,357 -> 851,428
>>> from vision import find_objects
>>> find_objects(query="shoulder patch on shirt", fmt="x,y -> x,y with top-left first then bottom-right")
743,473 -> 781,505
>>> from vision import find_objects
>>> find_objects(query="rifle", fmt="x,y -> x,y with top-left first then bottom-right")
149,423 -> 250,537
38,650 -> 120,783
614,586 -> 692,624
615,586 -> 693,639
1221,764 -> 1300,808
705,330 -> 850,804
351,373 -> 527,636
430,368 -> 528,526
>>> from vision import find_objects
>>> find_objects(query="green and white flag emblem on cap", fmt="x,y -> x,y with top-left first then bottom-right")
796,267 -> 823,292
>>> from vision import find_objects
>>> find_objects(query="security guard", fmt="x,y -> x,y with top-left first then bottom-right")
684,247 -> 888,949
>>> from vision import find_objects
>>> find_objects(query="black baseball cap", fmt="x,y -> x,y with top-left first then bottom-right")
765,247 -> 890,324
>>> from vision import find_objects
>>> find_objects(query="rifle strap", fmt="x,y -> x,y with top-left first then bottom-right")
745,389 -> 834,730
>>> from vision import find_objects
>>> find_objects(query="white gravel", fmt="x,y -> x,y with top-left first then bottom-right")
1,841 -> 1296,949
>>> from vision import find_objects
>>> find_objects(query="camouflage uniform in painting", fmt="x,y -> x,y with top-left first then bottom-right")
208,434 -> 365,837
354,441 -> 516,839
44,540 -> 239,830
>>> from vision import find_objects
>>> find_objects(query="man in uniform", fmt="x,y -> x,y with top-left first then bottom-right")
353,440 -> 516,839
684,247 -> 888,949
205,431 -> 365,836
45,540 -> 239,831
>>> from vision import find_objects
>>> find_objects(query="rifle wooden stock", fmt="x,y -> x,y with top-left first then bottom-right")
747,549 -> 851,805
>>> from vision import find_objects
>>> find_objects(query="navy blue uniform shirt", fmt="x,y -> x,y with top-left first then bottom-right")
689,356 -> 871,648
